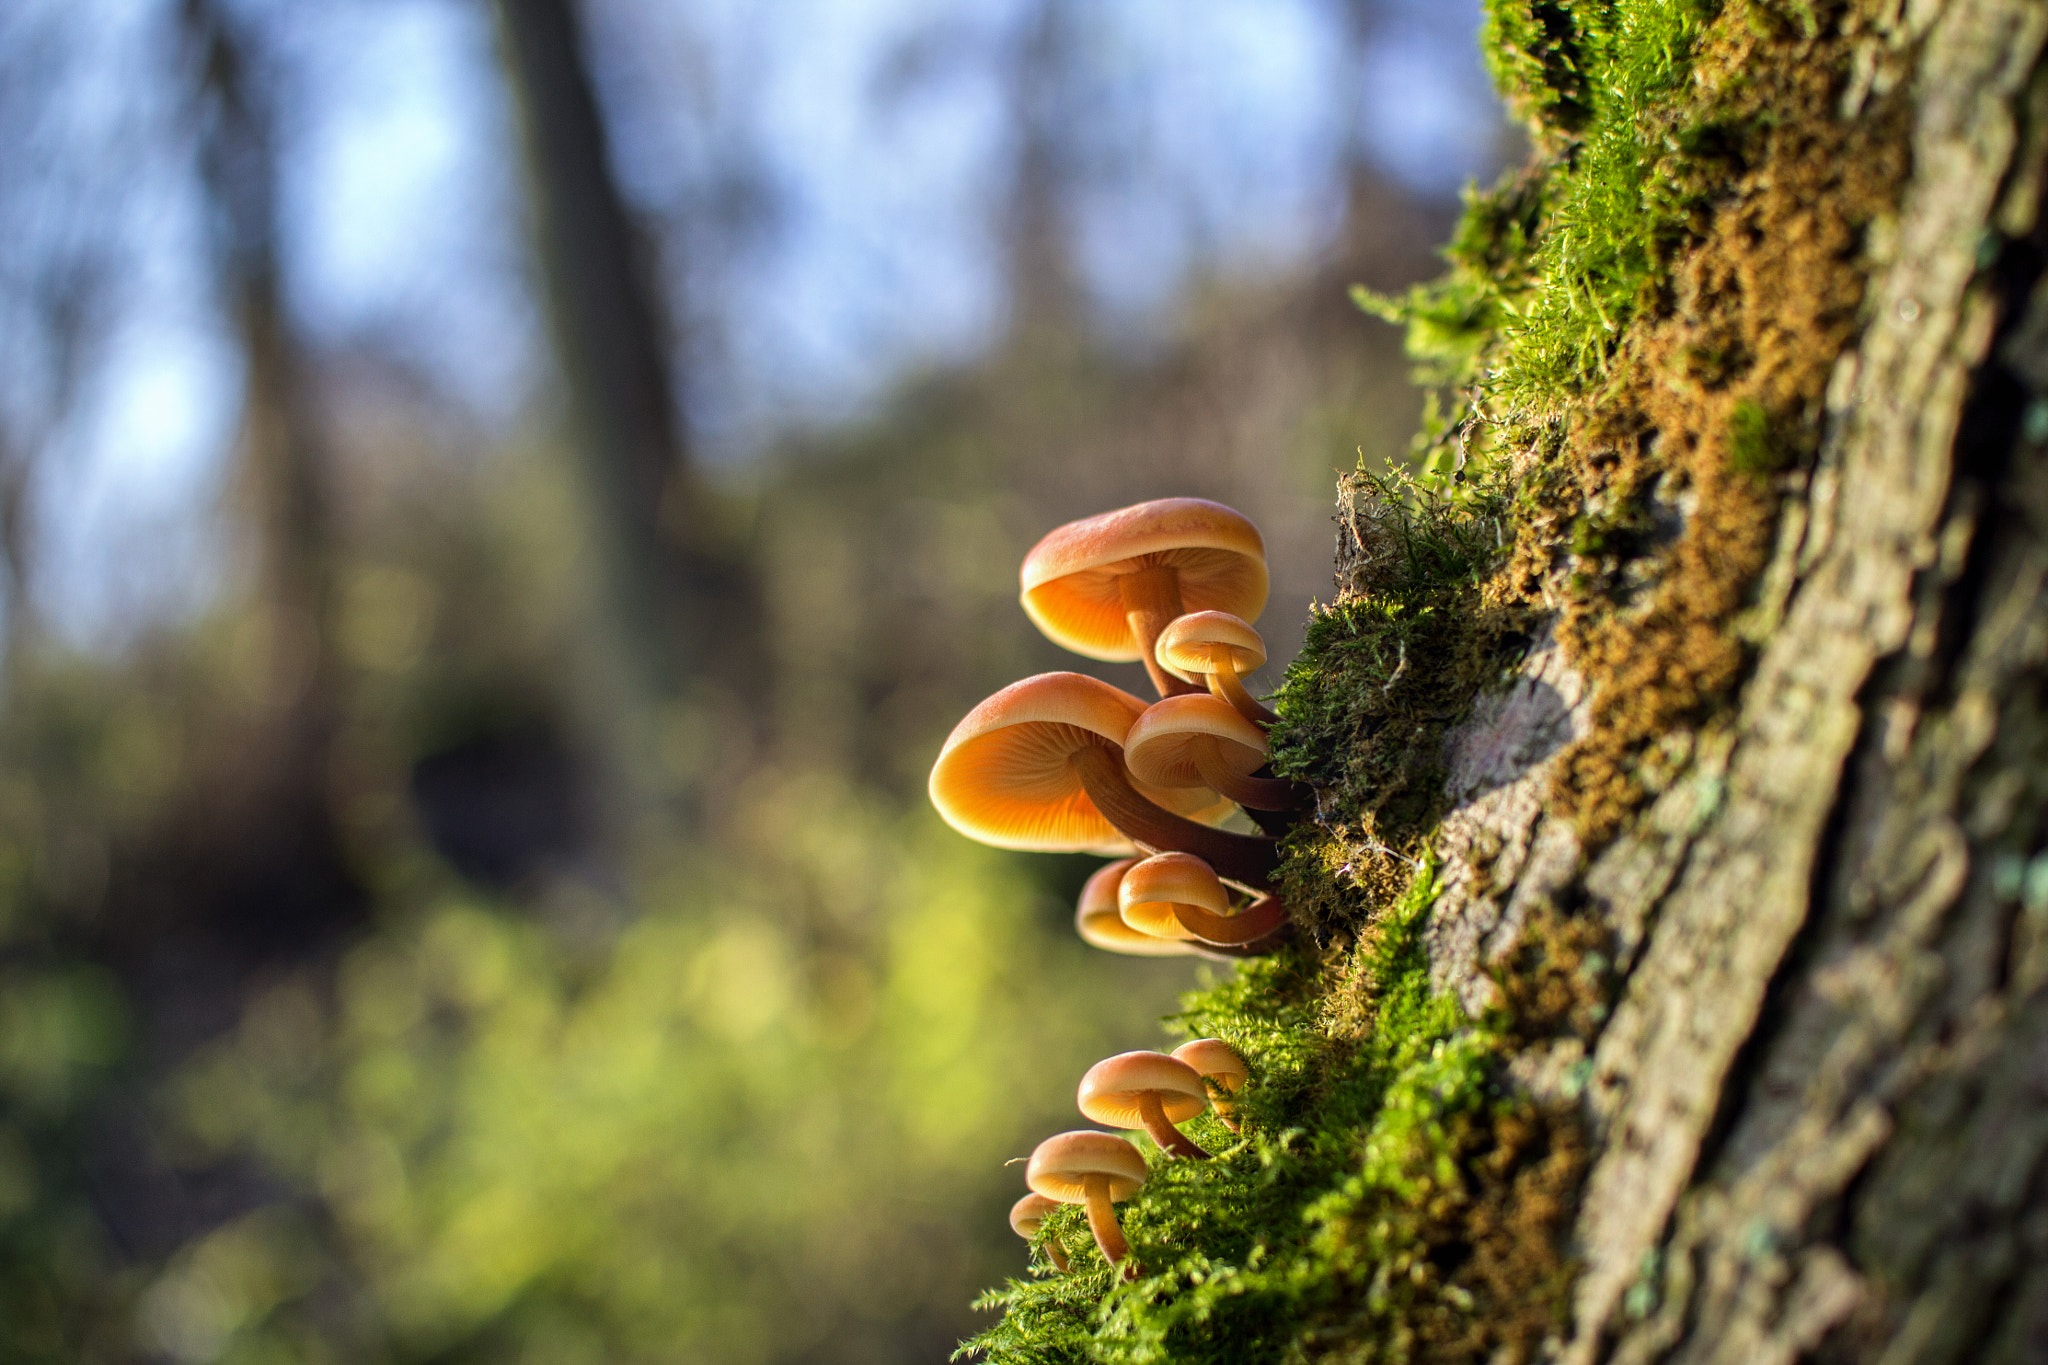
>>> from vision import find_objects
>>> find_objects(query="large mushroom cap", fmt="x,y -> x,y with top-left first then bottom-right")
1118,851 -> 1231,940
1123,694 -> 1269,790
1026,1130 -> 1150,1203
1009,1192 -> 1062,1239
1156,611 -> 1268,684
928,673 -> 1216,853
1076,858 -> 1196,956
1078,1051 -> 1210,1129
1020,499 -> 1268,661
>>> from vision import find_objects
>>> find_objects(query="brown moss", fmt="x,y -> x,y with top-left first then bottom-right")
1497,13 -> 1912,842
1493,901 -> 1616,1043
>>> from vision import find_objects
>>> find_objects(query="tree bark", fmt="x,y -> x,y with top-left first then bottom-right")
1418,4 -> 2048,1360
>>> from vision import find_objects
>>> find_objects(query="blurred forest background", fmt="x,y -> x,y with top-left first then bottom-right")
0,0 -> 1508,1360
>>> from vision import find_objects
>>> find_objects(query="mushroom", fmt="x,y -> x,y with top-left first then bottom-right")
1117,851 -> 1288,947
1124,694 -> 1302,812
1155,610 -> 1278,727
1021,498 -> 1268,698
928,672 -> 1280,886
1009,1192 -> 1070,1271
1026,1130 -> 1149,1272
1170,1039 -> 1250,1132
1078,1050 -> 1213,1160
1075,858 -> 1197,956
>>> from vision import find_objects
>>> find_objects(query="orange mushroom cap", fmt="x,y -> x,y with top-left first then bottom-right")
928,673 -> 1217,853
1123,694 -> 1269,790
1117,852 -> 1230,940
1170,1039 -> 1248,1090
1076,858 -> 1198,956
1077,1051 -> 1210,1130
1155,611 -> 1268,684
1026,1131 -> 1150,1204
1020,499 -> 1268,661
1009,1192 -> 1062,1239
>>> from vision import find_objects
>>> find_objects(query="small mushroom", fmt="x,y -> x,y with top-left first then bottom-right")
1078,1050 -> 1213,1159
1009,1192 -> 1070,1271
1020,498 -> 1268,698
1118,852 -> 1289,947
1124,694 -> 1302,812
1155,610 -> 1278,726
1170,1039 -> 1250,1132
1076,858 -> 1197,956
928,673 -> 1279,886
1027,1130 -> 1149,1272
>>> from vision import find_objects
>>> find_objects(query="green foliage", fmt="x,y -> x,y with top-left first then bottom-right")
961,864 -> 1531,1365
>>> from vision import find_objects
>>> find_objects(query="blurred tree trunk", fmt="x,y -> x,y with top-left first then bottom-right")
180,0 -> 358,951
490,0 -> 762,726
1003,0 -> 1084,349
1414,3 -> 2048,1359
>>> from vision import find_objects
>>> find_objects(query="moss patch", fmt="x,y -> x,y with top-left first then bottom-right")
960,864 -> 1588,1365
1379,0 -> 1912,842
1266,469 -> 1529,942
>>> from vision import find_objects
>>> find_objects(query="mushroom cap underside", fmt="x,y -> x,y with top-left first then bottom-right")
1155,610 -> 1268,682
1078,1052 -> 1210,1128
1123,694 -> 1269,789
1078,901 -> 1199,954
1021,500 -> 1268,662
1026,1130 -> 1149,1203
1009,1192 -> 1061,1237
929,674 -> 1219,852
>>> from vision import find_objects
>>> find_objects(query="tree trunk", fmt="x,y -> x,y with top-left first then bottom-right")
490,0 -> 762,718
180,0 -> 359,952
1418,3 -> 2048,1359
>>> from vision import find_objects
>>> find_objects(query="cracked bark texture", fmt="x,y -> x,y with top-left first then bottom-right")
1424,2 -> 2048,1360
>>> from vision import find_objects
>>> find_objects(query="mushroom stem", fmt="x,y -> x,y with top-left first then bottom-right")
1207,658 -> 1279,727
1046,1238 -> 1070,1273
1136,1091 -> 1210,1159
1172,893 -> 1290,946
1068,745 -> 1280,888
1119,566 -> 1203,699
1192,736 -> 1301,811
1082,1173 -> 1132,1269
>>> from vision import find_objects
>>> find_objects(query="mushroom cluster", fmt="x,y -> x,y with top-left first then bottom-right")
1011,1038 -> 1249,1276
929,497 -> 1306,953
926,499 -> 1302,1276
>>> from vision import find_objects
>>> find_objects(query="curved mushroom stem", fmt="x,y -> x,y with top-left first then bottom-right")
1171,893 -> 1290,946
1192,736 -> 1302,811
1068,745 -> 1280,888
1136,1091 -> 1210,1160
1082,1173 -> 1132,1271
1119,566 -> 1203,699
1207,659 -> 1279,727
1205,1086 -> 1242,1133
1045,1238 -> 1070,1273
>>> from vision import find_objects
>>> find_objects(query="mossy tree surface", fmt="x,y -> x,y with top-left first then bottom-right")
966,0 -> 2048,1360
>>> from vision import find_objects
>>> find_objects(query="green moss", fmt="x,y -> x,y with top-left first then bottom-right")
1726,397 -> 1785,477
961,865 -> 1580,1365
1364,0 -> 1742,409
1263,468 -> 1523,931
